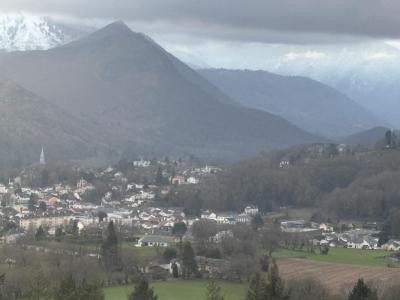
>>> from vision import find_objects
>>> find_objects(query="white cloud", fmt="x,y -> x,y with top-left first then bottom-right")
367,52 -> 395,60
284,51 -> 328,61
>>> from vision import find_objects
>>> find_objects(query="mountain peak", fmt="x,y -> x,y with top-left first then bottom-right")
92,21 -> 134,38
103,21 -> 132,33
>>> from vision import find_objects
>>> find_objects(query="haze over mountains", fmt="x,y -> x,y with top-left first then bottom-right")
0,80 -> 99,168
199,69 -> 383,138
180,41 -> 400,127
0,21 -> 322,167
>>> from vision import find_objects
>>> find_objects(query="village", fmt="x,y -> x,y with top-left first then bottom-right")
0,152 -> 398,256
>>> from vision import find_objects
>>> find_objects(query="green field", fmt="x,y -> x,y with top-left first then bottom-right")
105,280 -> 247,300
273,247 -> 398,267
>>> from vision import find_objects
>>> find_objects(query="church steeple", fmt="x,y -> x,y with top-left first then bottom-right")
40,147 -> 45,165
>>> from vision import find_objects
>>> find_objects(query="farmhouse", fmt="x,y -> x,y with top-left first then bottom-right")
137,236 -> 169,247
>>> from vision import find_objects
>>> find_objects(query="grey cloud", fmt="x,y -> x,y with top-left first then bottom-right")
2,0 -> 400,42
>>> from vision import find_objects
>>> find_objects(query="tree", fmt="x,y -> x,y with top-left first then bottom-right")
251,213 -> 264,231
77,281 -> 105,300
71,220 -> 79,237
171,263 -> 179,278
28,193 -> 38,211
245,272 -> 267,300
163,248 -> 177,262
54,276 -> 104,300
54,276 -> 76,300
155,166 -> 164,186
55,227 -> 64,242
172,222 -> 187,244
320,245 -> 330,255
39,201 -> 47,212
265,258 -> 286,300
128,277 -> 158,300
35,226 -> 46,241
260,226 -> 280,255
181,242 -> 198,279
192,220 -> 218,245
101,221 -> 121,273
97,211 -> 108,223
206,276 -> 224,300
287,278 -> 330,300
348,278 -> 378,300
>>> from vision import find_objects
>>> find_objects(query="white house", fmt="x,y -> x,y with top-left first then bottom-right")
382,240 -> 400,251
137,236 -> 169,247
244,206 -> 259,216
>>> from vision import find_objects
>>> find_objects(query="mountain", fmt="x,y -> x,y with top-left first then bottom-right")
341,126 -> 390,146
0,79 -> 100,168
0,22 -> 321,162
259,42 -> 400,128
180,41 -> 400,127
0,13 -> 91,51
199,69 -> 384,138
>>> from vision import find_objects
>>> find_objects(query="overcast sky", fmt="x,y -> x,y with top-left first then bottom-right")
1,0 -> 400,43
1,1 -> 400,70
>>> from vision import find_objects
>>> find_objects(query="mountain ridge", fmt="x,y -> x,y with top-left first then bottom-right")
199,68 -> 385,138
0,22 -> 322,164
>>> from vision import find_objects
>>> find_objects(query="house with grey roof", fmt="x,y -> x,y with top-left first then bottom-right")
137,236 -> 169,247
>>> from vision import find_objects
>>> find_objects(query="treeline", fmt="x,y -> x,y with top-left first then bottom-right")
162,144 -> 400,222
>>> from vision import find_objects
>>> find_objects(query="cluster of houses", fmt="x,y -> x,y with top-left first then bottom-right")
280,219 -> 400,251
0,160 -> 225,244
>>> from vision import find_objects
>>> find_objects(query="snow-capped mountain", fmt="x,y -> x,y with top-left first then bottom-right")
0,13 -> 90,51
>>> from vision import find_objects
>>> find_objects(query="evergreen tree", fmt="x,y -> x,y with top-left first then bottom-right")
265,259 -> 286,300
206,276 -> 224,300
101,221 -> 121,272
348,279 -> 378,300
28,193 -> 37,211
171,262 -> 179,278
128,277 -> 158,300
155,166 -> 164,185
181,242 -> 198,279
71,220 -> 79,237
54,276 -> 77,300
35,226 -> 46,241
172,222 -> 187,245
55,227 -> 64,242
39,201 -> 47,212
251,213 -> 264,231
245,272 -> 267,300
78,280 -> 105,300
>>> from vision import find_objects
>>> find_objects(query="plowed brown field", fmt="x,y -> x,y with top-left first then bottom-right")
277,258 -> 400,293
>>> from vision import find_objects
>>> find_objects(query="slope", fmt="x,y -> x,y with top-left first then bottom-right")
0,80 -> 101,168
199,69 -> 384,138
0,22 -> 321,161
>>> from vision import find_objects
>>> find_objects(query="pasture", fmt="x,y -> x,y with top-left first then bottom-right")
105,280 -> 247,300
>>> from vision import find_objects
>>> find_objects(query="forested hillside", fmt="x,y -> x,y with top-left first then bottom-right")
163,139 -> 400,223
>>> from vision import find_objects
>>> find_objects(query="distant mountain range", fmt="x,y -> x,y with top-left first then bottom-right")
0,13 -> 90,51
340,126 -> 389,146
186,42 -> 400,127
199,69 -> 384,138
264,42 -> 400,128
0,22 -> 322,166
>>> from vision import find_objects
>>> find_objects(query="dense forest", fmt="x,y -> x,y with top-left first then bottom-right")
163,138 -> 400,223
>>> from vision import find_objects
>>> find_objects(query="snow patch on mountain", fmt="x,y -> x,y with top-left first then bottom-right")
0,13 -> 89,51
